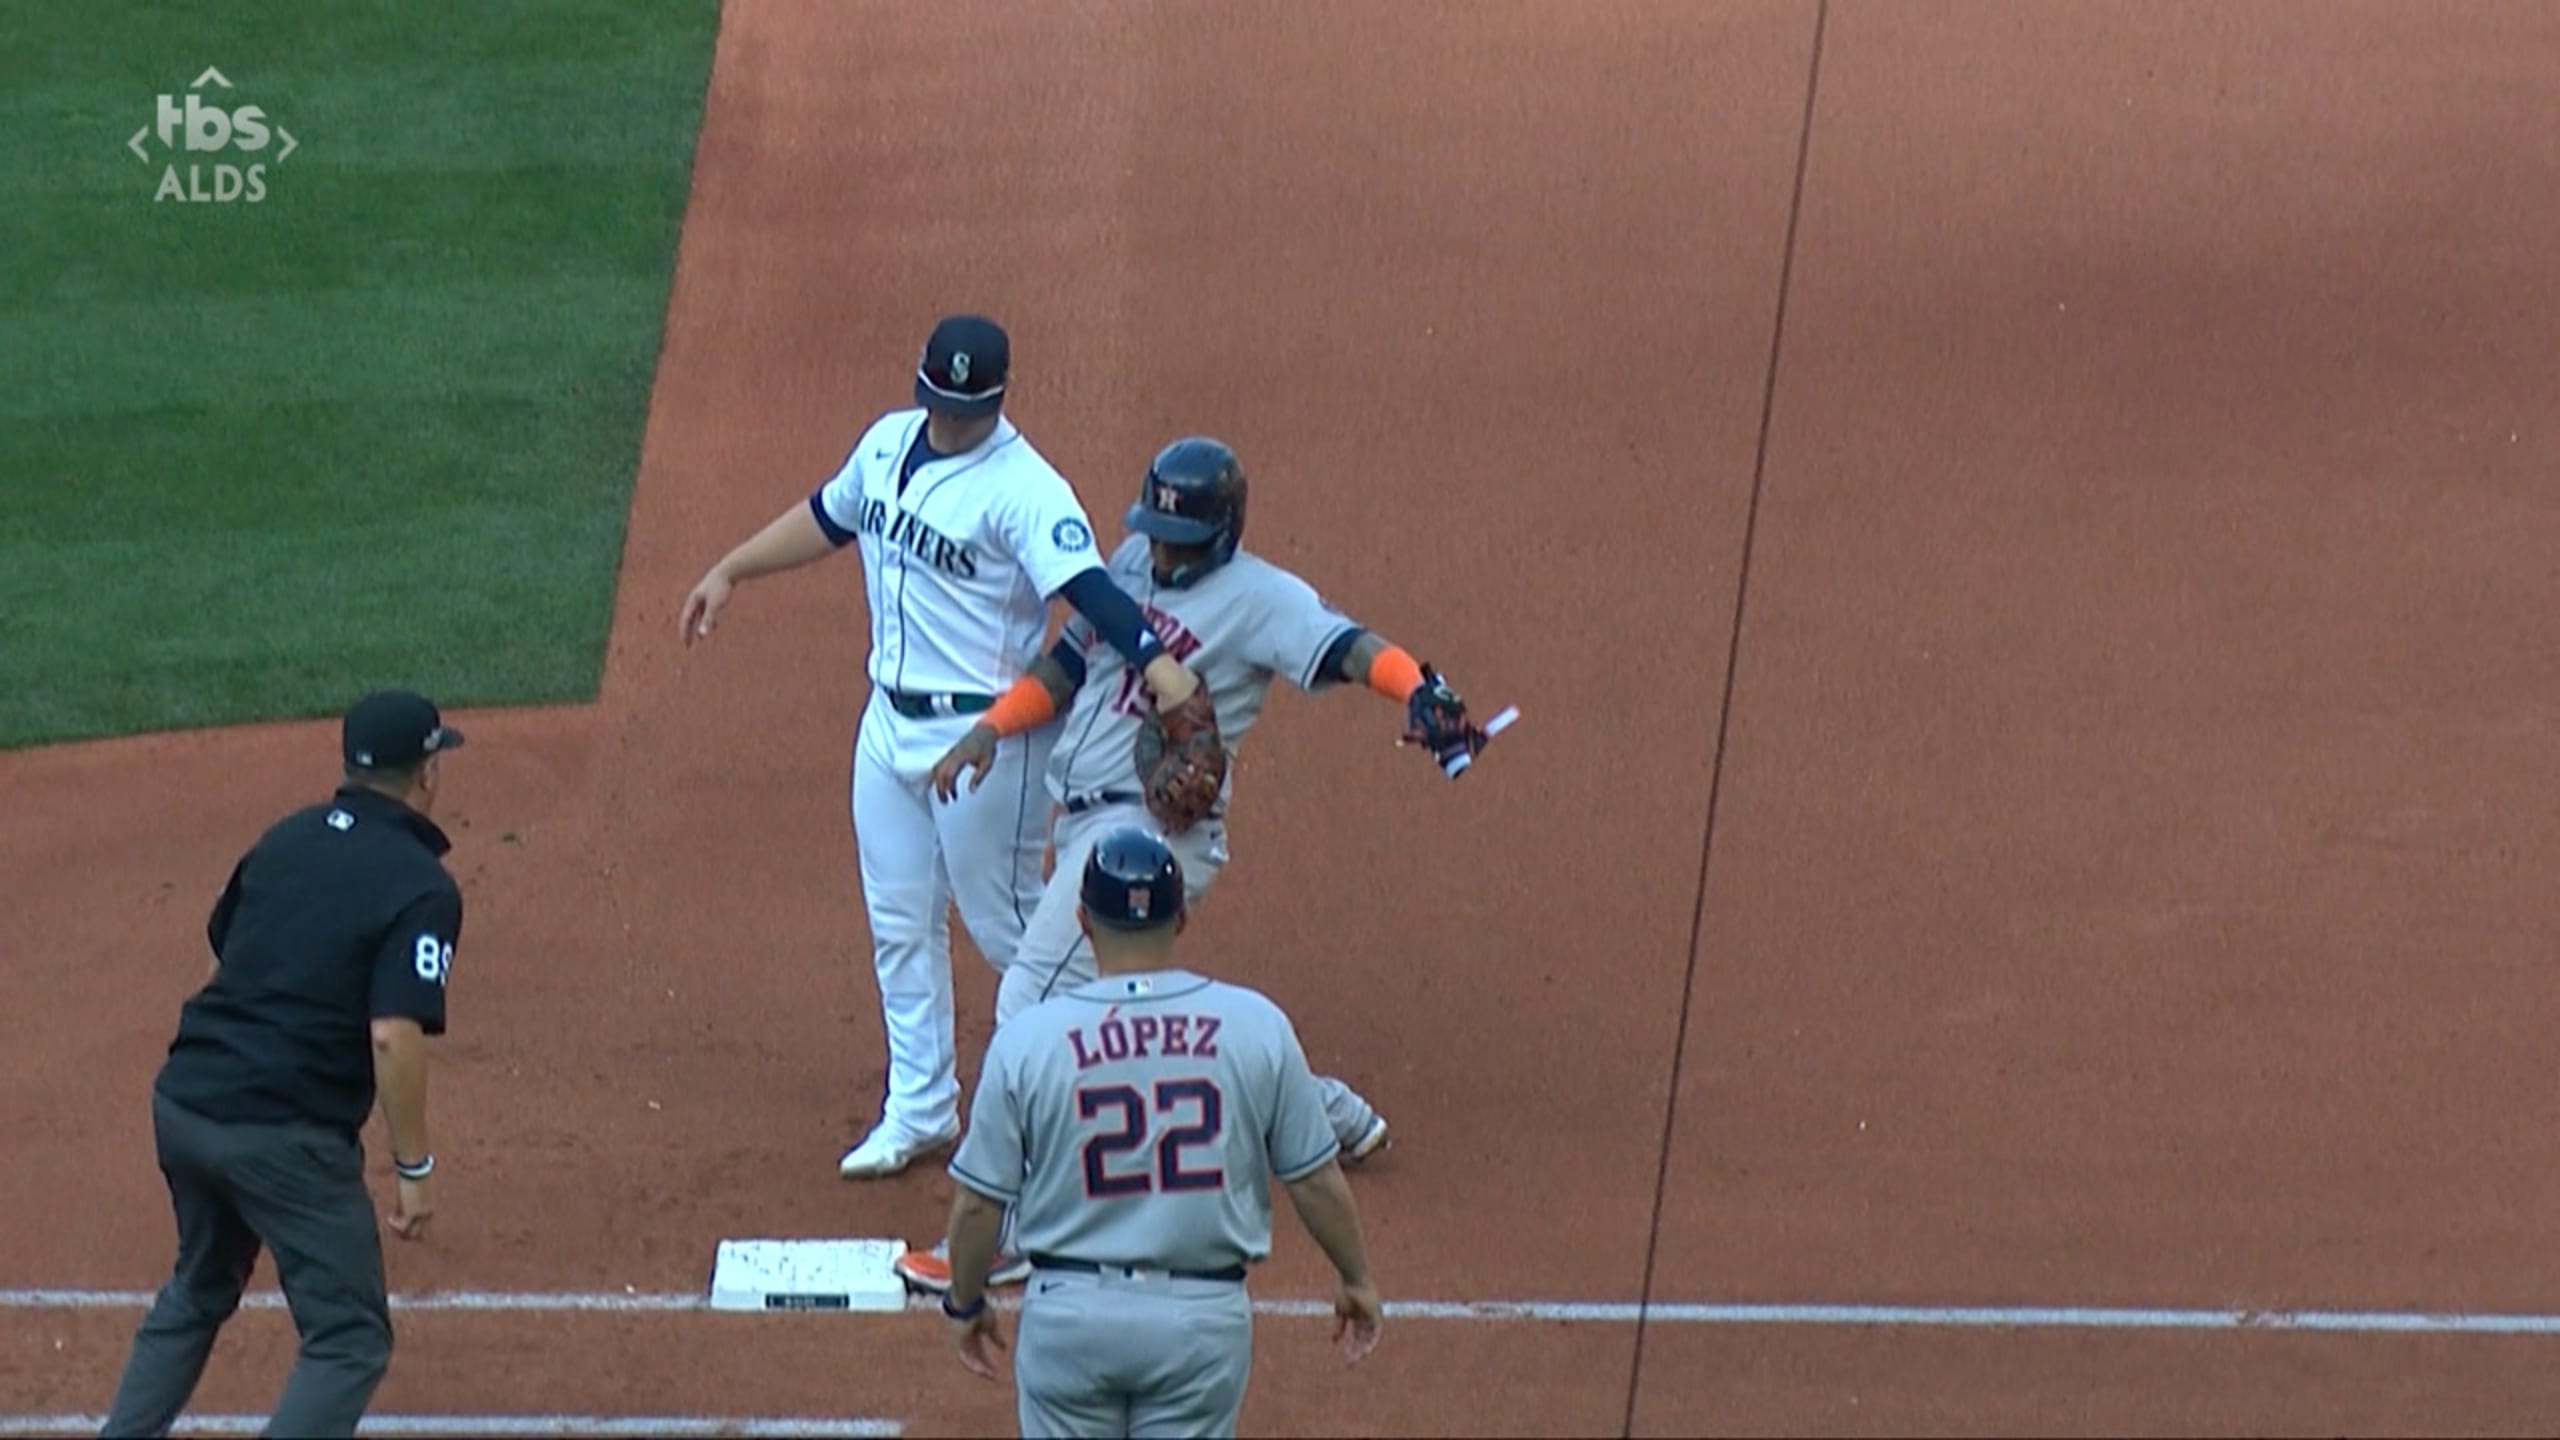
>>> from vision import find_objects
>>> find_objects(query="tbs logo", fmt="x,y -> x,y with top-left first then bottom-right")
128,68 -> 299,204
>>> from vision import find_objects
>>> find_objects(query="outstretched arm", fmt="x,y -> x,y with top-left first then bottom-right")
1319,628 -> 1428,701
1318,628 -> 1488,775
729,499 -> 842,582
679,500 -> 839,644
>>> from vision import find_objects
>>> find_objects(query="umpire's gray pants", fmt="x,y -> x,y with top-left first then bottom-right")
100,1091 -> 393,1439
1013,1268 -> 1253,1438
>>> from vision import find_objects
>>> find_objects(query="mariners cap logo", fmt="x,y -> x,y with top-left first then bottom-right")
950,351 -> 971,386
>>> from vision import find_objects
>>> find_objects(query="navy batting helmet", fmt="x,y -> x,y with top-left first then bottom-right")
1126,437 -> 1247,586
1080,826 -> 1185,930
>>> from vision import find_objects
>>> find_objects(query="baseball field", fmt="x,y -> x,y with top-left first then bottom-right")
6,0 -> 2559,1435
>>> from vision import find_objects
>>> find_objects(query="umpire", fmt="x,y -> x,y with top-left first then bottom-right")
100,689 -> 468,1439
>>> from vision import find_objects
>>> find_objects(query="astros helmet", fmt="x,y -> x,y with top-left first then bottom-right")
1127,436 -> 1247,586
1080,826 -> 1185,930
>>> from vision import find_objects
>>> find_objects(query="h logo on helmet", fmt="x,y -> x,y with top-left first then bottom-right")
1154,482 -> 1182,513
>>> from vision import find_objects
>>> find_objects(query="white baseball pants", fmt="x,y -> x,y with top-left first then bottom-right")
849,690 -> 1054,1141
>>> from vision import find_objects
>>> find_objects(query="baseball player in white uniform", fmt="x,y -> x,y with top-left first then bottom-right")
892,434 -> 1493,1292
678,316 -> 1215,1179
935,828 -> 1383,1439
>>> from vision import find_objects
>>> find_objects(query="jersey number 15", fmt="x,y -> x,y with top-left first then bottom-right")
1078,1079 -> 1225,1198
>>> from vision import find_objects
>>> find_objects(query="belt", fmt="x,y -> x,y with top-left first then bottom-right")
1028,1252 -> 1248,1284
1064,790 -> 1222,821
1062,790 -> 1142,815
882,689 -> 994,720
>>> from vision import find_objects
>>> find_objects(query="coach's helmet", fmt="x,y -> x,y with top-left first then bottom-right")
1080,826 -> 1186,931
1127,436 -> 1247,588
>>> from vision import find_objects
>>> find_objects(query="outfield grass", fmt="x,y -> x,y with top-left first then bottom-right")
0,0 -> 721,747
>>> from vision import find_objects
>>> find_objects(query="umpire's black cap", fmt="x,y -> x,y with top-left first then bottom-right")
914,314 -> 1009,418
342,689 -> 464,771
1080,827 -> 1184,930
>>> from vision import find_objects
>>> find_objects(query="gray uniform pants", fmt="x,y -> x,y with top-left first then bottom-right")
100,1091 -> 394,1439
1013,1268 -> 1254,1438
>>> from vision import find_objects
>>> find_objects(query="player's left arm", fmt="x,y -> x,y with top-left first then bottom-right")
1317,630 -> 1419,696
1321,627 -> 1491,771
1265,563 -> 1487,769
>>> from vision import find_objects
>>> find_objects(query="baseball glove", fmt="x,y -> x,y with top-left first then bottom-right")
1402,664 -> 1488,777
1134,682 -> 1228,833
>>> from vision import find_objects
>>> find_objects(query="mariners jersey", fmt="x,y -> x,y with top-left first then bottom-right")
950,968 -> 1340,1273
811,409 -> 1105,697
1047,534 -> 1359,803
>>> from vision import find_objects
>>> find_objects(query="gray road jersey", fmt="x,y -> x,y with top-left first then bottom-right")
949,968 -> 1341,1274
1046,535 -> 1359,804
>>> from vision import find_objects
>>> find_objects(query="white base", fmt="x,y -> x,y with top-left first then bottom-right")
708,1238 -> 911,1313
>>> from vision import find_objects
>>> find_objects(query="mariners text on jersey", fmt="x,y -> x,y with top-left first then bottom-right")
810,409 -> 1103,697
842,493 -> 978,578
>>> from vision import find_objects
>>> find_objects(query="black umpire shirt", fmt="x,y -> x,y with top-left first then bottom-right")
155,783 -> 461,1136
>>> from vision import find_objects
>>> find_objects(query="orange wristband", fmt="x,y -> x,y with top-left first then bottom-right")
1366,645 -> 1425,703
984,674 -> 1058,737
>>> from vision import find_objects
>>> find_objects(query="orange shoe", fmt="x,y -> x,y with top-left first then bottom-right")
895,1241 -> 1032,1294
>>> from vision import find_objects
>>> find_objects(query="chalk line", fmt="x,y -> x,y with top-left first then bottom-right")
7,1286 -> 2560,1335
0,1416 -> 897,1438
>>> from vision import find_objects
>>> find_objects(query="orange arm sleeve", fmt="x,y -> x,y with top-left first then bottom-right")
983,674 -> 1059,737
1365,644 -> 1425,703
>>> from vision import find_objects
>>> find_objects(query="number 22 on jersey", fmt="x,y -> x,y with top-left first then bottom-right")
1078,1079 -> 1225,1197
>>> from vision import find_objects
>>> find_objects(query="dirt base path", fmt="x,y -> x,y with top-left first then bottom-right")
7,0 -> 2558,1435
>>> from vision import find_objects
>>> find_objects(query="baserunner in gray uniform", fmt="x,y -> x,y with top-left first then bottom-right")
935,828 -> 1384,1438
932,434 -> 1494,1151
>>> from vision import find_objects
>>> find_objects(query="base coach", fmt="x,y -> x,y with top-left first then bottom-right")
99,689 -> 468,1439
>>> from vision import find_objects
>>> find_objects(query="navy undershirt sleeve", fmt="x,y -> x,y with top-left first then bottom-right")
808,491 -> 856,547
1316,627 -> 1367,686
1055,569 -> 1167,671
1046,634 -> 1090,690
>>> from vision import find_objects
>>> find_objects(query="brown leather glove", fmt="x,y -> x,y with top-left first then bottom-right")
1135,684 -> 1227,833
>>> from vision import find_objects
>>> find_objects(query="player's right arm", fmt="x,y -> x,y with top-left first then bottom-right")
929,637 -> 1086,801
679,442 -> 872,645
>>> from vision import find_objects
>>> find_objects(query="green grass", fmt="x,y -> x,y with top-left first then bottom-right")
0,0 -> 721,747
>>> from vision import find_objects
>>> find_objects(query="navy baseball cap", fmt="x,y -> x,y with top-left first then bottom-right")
914,314 -> 1009,418
342,689 -> 464,770
1080,826 -> 1184,930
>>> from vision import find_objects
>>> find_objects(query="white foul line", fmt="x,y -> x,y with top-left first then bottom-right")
0,1417 -> 897,1438
8,1286 -> 2560,1335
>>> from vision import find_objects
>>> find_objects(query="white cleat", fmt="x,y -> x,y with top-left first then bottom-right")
837,1123 -> 960,1180
1344,1115 -> 1391,1166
